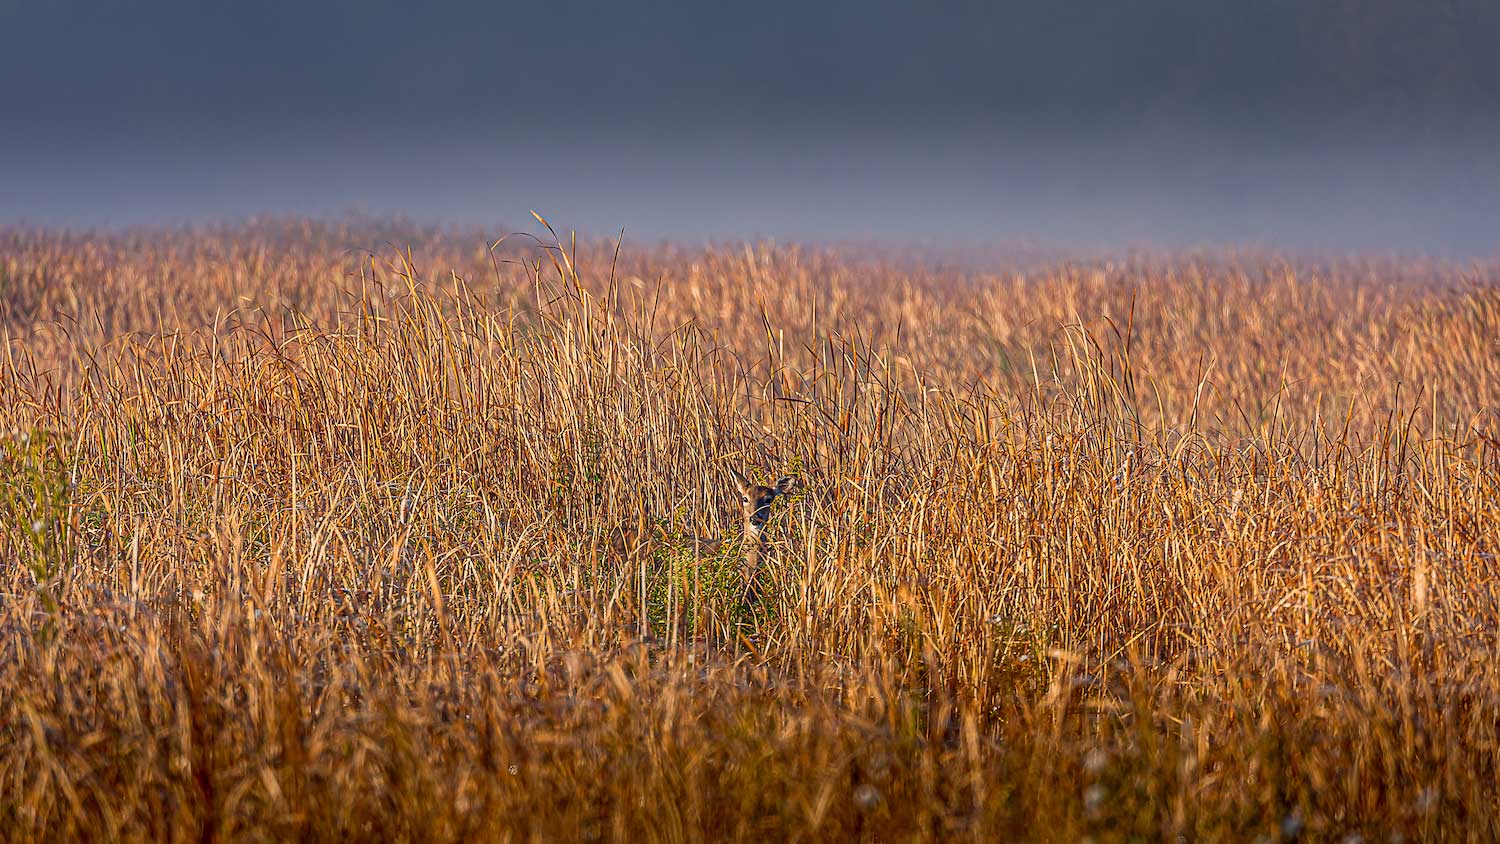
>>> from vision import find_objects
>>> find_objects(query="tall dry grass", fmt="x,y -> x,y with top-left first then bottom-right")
0,219 -> 1497,842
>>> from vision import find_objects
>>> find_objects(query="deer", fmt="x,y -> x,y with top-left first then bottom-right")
610,469 -> 796,604
728,469 -> 796,602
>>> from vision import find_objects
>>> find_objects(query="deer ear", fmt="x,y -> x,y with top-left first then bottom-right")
774,476 -> 795,495
729,469 -> 751,494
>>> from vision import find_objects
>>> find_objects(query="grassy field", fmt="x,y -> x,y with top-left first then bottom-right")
1,219 -> 1497,842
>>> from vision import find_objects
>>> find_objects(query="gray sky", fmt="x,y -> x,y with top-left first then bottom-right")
4,1 -> 1499,254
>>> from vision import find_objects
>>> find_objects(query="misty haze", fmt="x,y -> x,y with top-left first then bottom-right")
4,1 -> 1499,254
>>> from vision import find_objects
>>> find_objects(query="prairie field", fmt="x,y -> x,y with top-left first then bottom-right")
1,219 -> 1498,842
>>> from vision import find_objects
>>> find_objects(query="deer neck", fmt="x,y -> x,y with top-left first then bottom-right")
739,519 -> 764,586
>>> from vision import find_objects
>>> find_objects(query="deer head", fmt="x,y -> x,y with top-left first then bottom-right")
729,469 -> 795,538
